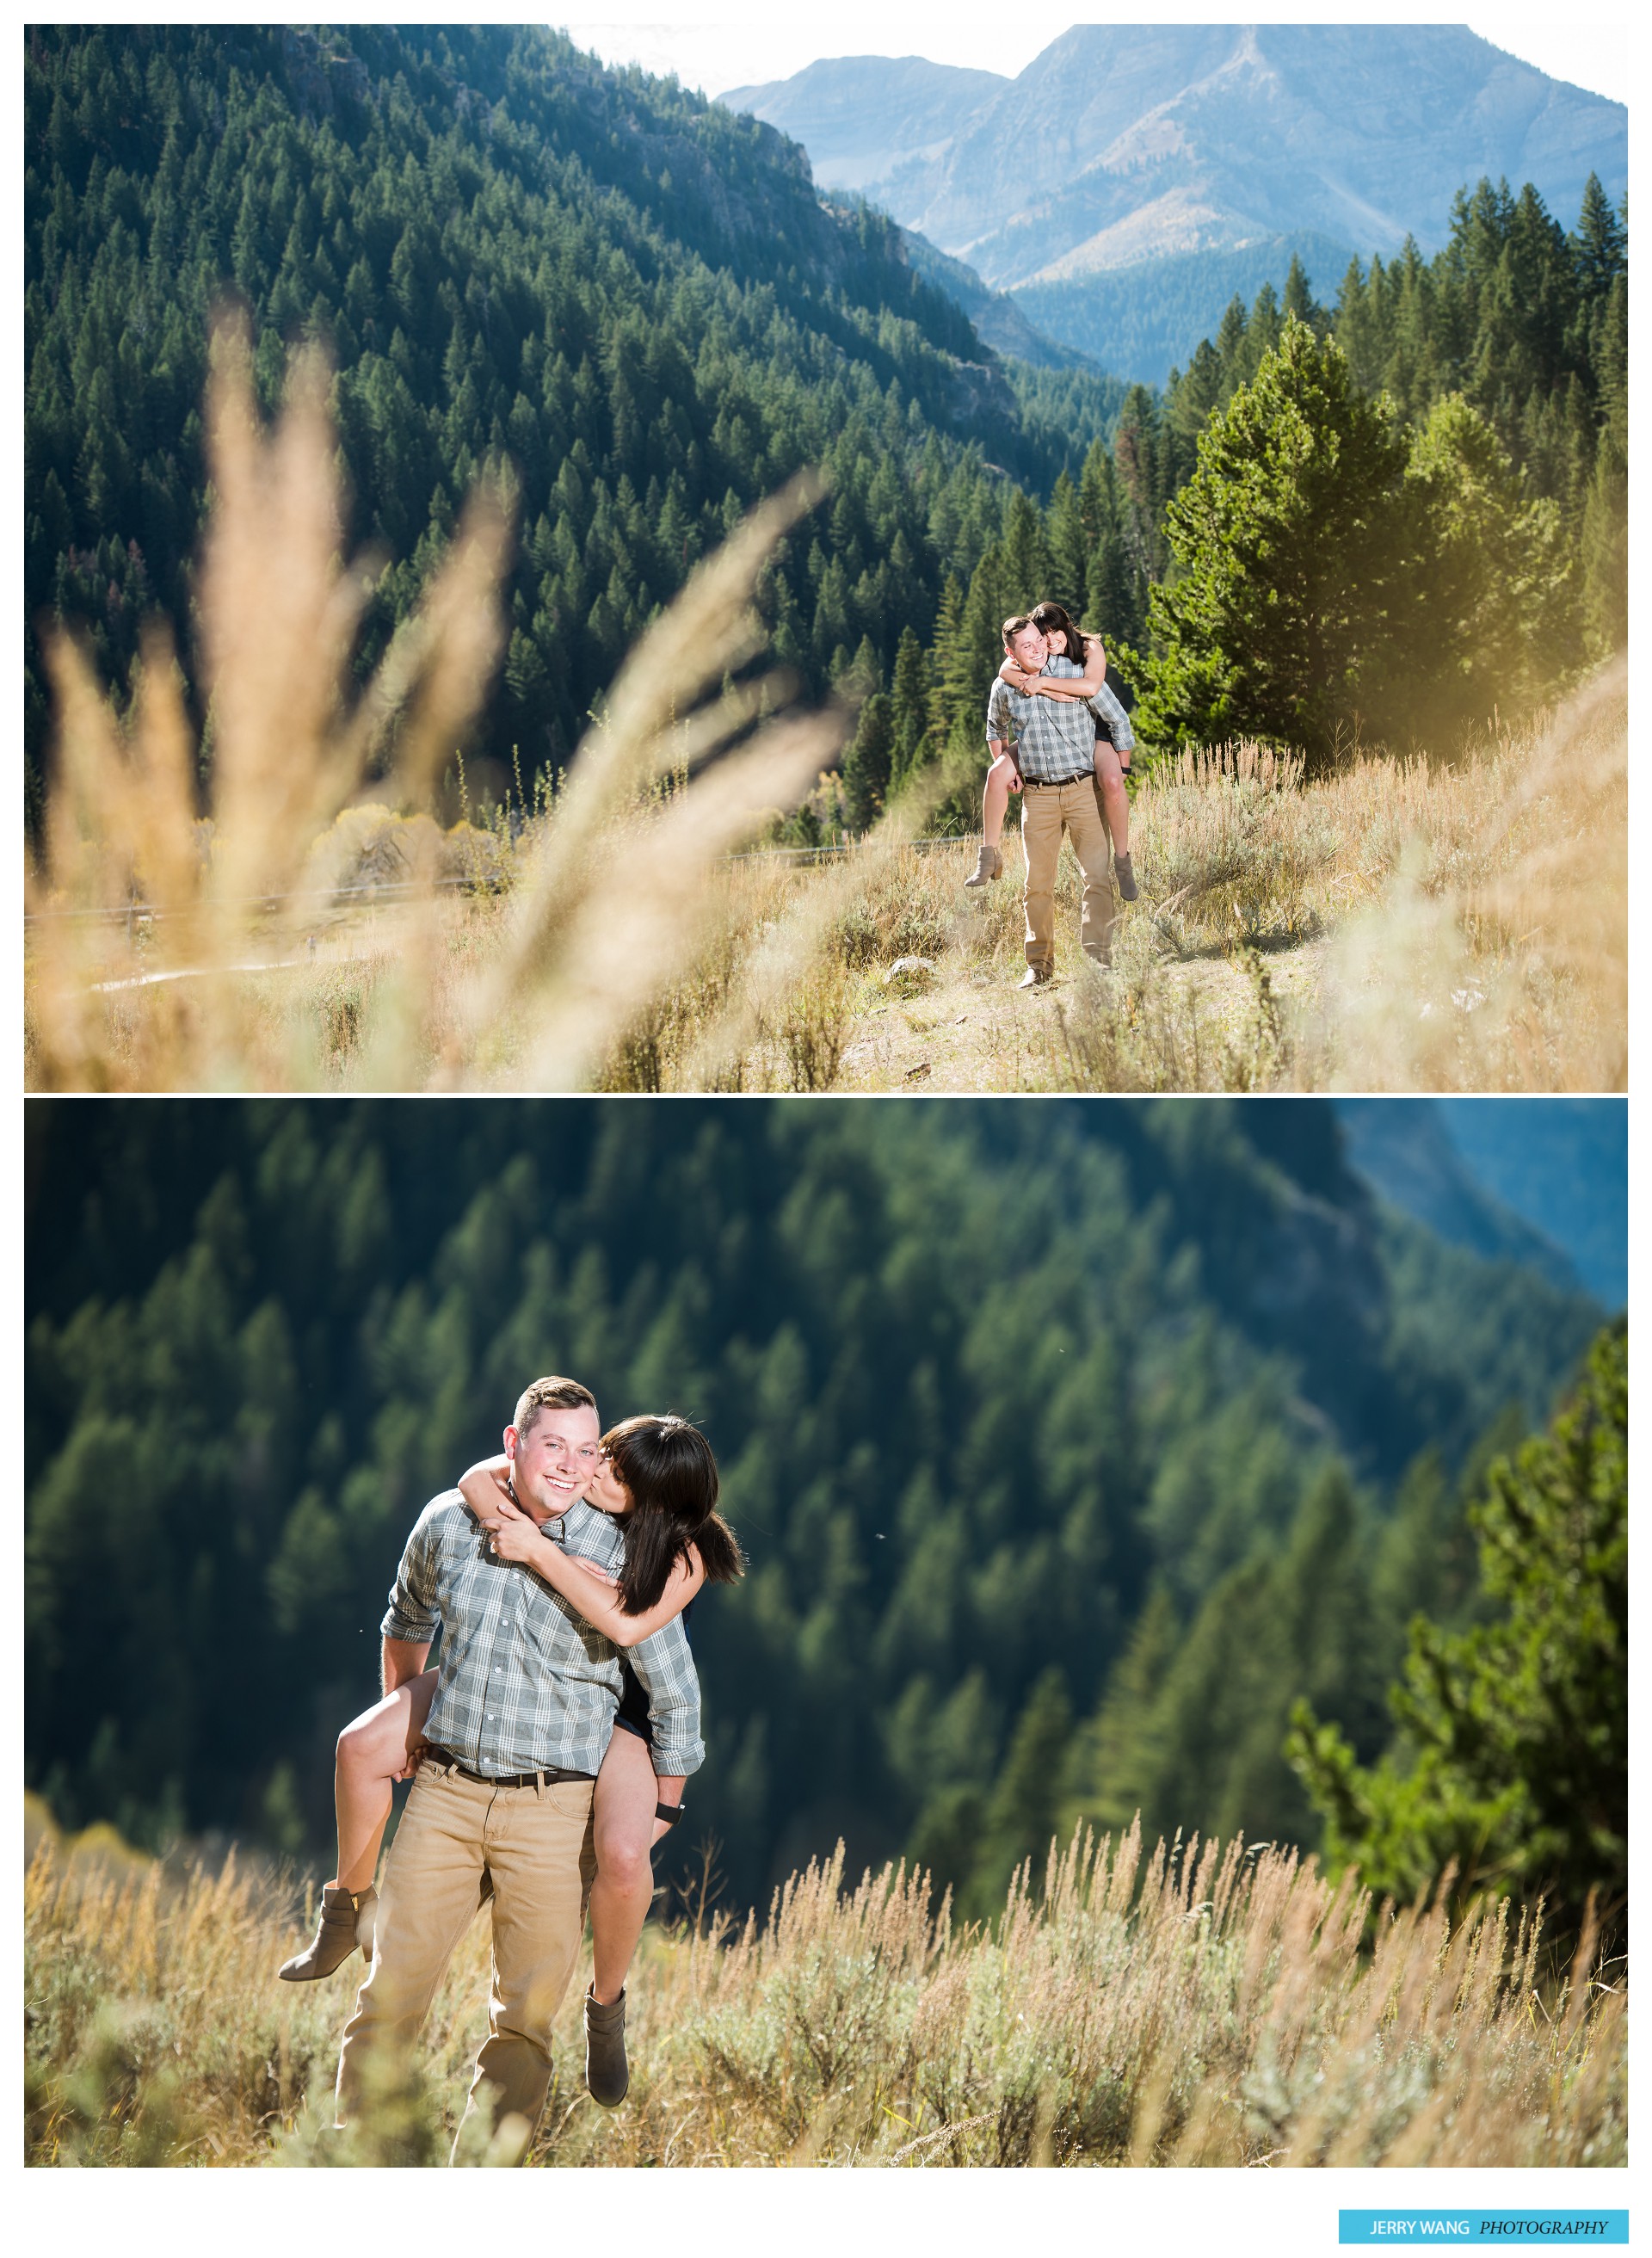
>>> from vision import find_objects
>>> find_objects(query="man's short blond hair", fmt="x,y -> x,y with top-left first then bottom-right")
512,1375 -> 597,1437
1002,614 -> 1036,647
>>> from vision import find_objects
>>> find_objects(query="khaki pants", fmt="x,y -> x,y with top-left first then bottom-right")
336,1761 -> 596,2152
1020,776 -> 1115,974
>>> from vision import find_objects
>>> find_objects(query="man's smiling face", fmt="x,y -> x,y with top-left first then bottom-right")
505,1403 -> 602,1523
1008,624 -> 1046,673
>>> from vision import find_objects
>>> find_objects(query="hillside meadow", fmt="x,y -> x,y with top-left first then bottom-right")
27,674 -> 1627,1097
23,330 -> 1625,1096
25,1798 -> 1625,2169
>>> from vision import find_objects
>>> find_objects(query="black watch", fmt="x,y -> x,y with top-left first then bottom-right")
655,1800 -> 684,1826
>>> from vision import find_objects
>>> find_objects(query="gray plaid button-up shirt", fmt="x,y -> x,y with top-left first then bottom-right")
381,1492 -> 704,1778
986,653 -> 1137,778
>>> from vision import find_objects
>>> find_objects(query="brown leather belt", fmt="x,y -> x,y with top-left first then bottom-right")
1024,773 -> 1094,788
423,1745 -> 595,1789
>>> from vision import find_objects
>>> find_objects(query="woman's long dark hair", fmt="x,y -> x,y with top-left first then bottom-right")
601,1412 -> 743,1615
1031,600 -> 1090,665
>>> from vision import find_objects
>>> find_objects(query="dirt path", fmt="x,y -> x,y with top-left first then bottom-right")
834,911 -> 1332,1092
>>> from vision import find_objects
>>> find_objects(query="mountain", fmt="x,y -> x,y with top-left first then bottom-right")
721,53 -> 1007,191
1332,1100 -> 1624,1305
720,27 -> 1627,381
723,27 -> 1626,281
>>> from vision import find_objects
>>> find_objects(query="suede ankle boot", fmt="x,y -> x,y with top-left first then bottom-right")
279,1882 -> 377,1982
584,1983 -> 630,2107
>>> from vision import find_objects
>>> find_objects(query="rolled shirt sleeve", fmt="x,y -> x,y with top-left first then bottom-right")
380,1496 -> 444,1645
625,1613 -> 705,1776
985,675 -> 1013,746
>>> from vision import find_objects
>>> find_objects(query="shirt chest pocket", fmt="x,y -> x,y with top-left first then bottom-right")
517,1572 -> 613,1669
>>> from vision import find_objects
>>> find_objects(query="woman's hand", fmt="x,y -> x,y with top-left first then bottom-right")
486,1501 -> 547,1566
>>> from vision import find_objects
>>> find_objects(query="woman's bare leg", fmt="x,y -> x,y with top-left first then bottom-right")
279,1670 -> 438,1981
967,755 -> 1020,886
1094,739 -> 1131,856
982,754 -> 1016,849
589,1728 -> 663,2005
334,1669 -> 437,1893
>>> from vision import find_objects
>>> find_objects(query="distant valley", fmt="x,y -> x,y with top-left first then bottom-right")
723,25 -> 1627,381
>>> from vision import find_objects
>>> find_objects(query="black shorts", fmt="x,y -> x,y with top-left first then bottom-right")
613,1661 -> 653,1745
610,1595 -> 697,1748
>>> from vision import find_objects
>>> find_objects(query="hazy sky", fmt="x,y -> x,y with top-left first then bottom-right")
558,8 -> 1627,106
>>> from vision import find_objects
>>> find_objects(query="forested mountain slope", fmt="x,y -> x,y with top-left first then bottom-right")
25,22 -> 1096,819
26,1101 -> 1600,1909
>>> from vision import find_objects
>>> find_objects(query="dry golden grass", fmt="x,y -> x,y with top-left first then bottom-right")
25,1800 -> 1625,2169
38,686 -> 1621,1093
835,676 -> 1623,1096
1303,663 -> 1628,1090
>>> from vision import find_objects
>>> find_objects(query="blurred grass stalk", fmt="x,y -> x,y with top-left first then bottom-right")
26,1809 -> 1624,2168
24,317 -> 841,1091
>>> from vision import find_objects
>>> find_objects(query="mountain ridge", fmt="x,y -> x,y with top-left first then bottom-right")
722,26 -> 1626,284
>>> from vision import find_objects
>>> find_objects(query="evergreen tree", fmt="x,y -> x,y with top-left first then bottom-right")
841,688 -> 893,829
1580,270 -> 1628,654
1043,468 -> 1088,614
1111,385 -> 1172,579
964,1667 -> 1074,1917
1064,1585 -> 1179,1838
1571,174 -> 1628,299
885,626 -> 929,792
1130,318 -> 1415,768
1288,1326 -> 1627,1934
1402,392 -> 1581,737
924,572 -> 976,746
1282,253 -> 1317,327
1580,423 -> 1628,657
